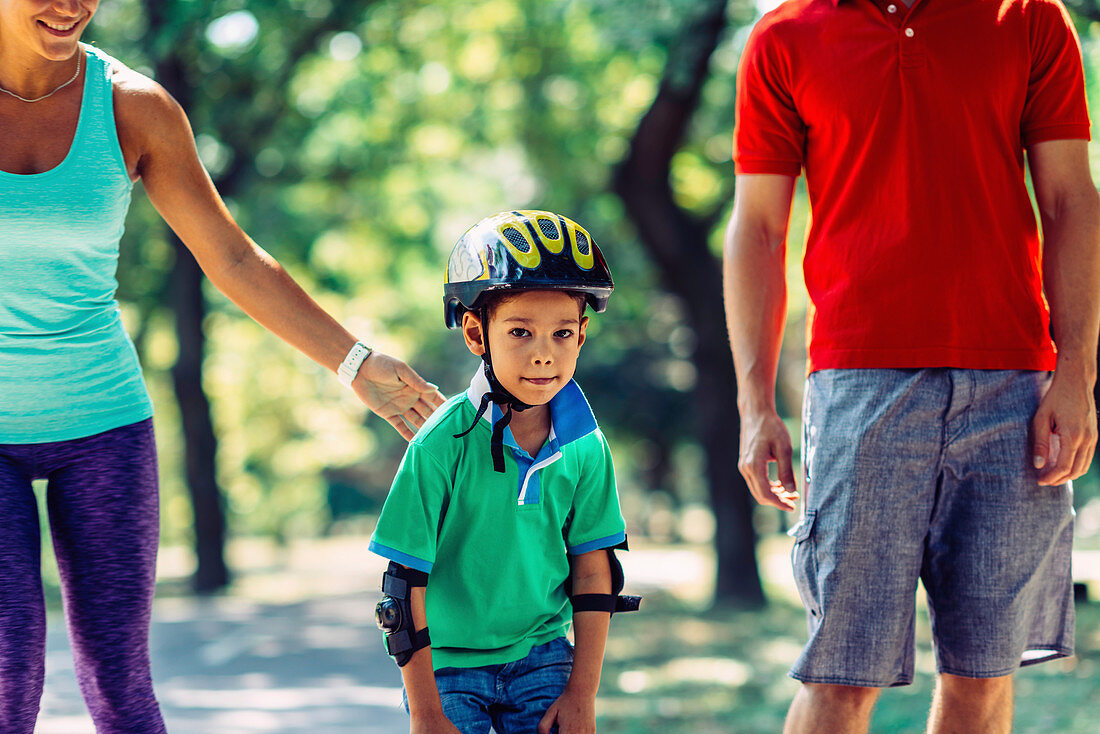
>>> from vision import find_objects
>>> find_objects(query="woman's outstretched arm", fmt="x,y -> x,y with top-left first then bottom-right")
115,68 -> 444,439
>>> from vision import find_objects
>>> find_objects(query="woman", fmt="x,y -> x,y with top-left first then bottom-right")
0,1 -> 444,731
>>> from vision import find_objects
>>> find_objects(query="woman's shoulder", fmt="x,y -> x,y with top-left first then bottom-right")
102,53 -> 178,118
92,47 -> 191,162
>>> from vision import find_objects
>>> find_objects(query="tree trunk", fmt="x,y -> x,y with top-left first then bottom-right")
613,0 -> 765,607
169,235 -> 230,592
142,3 -> 231,592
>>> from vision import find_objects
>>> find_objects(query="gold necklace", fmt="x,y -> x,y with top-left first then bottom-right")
0,51 -> 82,104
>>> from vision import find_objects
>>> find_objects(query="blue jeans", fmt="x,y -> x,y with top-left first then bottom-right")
405,637 -> 573,734
791,369 -> 1074,687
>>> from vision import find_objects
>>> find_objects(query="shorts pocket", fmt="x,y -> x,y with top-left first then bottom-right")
788,510 -> 822,621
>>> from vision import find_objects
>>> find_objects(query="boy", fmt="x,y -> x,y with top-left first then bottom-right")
369,211 -> 638,734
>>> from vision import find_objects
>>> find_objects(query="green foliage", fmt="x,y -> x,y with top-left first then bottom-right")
600,591 -> 1100,733
82,0 -> 721,544
83,0 -> 1100,548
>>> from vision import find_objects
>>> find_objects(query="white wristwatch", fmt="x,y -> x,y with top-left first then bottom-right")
337,341 -> 373,388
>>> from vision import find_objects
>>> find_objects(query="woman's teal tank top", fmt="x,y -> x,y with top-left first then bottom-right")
0,45 -> 153,443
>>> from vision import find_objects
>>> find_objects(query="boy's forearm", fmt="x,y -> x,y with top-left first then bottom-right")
567,611 -> 611,698
395,582 -> 445,718
400,648 -> 446,718
567,552 -> 614,698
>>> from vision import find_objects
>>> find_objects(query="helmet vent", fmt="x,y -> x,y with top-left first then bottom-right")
537,218 -> 560,239
575,230 -> 591,256
502,227 -> 531,252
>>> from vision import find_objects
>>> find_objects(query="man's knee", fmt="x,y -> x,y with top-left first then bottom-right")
802,682 -> 880,712
937,672 -> 1012,702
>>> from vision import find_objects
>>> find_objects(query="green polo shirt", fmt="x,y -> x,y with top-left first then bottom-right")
369,367 -> 627,669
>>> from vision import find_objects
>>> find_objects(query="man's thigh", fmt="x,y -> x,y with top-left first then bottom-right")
926,369 -> 1073,676
791,368 -> 948,687
792,368 -> 1074,687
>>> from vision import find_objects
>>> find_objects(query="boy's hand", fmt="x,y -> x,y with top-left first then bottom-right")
538,686 -> 596,734
410,710 -> 463,734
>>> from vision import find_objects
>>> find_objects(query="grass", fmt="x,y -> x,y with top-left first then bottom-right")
598,592 -> 1100,733
38,526 -> 1100,732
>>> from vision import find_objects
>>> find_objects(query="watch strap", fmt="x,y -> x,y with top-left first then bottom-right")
337,341 -> 373,388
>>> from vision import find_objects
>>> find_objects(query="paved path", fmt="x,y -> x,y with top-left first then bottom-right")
37,541 -> 412,734
32,534 -> 1100,733
38,591 -> 408,734
34,538 -> 706,734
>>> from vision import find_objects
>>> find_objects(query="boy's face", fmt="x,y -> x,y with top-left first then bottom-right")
462,290 -> 588,406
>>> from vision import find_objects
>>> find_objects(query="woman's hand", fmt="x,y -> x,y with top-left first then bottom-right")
353,352 -> 446,440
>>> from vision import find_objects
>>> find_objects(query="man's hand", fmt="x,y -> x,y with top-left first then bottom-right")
537,686 -> 595,734
352,352 -> 446,440
410,710 -> 463,734
738,408 -> 799,511
1032,370 -> 1098,486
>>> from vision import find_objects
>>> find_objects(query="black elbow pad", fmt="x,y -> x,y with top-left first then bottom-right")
376,562 -> 431,666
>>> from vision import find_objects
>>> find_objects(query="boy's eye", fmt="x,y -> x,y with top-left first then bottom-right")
508,328 -> 530,338
554,329 -> 574,339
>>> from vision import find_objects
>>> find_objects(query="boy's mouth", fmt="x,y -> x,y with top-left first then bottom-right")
522,377 -> 556,386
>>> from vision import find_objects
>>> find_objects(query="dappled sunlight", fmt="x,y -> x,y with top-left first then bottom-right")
159,682 -> 402,710
38,537 -> 1100,733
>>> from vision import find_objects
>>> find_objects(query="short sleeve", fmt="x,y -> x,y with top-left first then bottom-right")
733,23 -> 805,176
368,442 -> 450,573
1021,0 -> 1091,147
566,430 -> 627,555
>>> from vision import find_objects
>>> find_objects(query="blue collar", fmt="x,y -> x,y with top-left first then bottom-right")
464,366 -> 599,451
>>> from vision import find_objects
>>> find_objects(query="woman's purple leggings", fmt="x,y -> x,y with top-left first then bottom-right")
0,418 -> 166,733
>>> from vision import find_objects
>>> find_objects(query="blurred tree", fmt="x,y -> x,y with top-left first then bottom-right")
83,0 -> 769,600
611,0 -> 764,606
86,0 -> 1097,604
87,0 -> 385,591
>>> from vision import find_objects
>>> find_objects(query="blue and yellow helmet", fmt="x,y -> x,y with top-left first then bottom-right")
443,210 -> 614,328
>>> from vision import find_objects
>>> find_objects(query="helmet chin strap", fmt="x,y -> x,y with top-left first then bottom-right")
453,307 -> 532,472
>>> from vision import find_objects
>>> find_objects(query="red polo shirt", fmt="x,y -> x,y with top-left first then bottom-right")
734,0 -> 1090,373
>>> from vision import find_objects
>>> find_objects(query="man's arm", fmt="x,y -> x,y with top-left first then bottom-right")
723,174 -> 800,510
537,549 -> 612,734
1028,139 -> 1100,485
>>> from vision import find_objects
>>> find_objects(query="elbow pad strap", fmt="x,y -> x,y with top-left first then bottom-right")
571,593 -> 617,613
571,593 -> 642,614
565,544 -> 642,616
384,626 -> 431,667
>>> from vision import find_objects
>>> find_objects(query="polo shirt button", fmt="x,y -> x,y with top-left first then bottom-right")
904,27 -> 915,37
887,3 -> 897,11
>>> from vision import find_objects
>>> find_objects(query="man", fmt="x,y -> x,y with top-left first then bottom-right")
723,0 -> 1100,732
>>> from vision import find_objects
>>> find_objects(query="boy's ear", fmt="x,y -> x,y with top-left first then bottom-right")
577,315 -> 588,348
462,311 -> 487,356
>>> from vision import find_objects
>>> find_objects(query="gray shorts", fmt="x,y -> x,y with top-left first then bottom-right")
790,368 -> 1074,687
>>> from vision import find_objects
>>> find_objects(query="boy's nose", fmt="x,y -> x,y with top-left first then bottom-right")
532,346 -> 553,365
